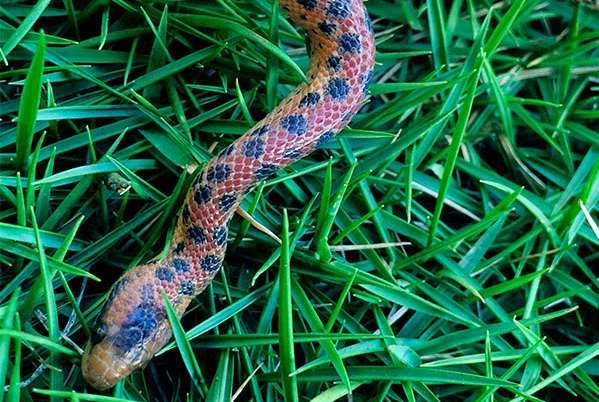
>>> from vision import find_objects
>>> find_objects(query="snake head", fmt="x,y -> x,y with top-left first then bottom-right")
81,263 -> 173,390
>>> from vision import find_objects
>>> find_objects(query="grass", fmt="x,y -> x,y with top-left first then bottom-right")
1,0 -> 599,401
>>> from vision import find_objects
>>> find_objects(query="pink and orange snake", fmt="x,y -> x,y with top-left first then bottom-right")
82,0 -> 375,390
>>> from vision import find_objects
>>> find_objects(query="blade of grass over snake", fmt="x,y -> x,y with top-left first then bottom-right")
161,288 -> 206,395
158,285 -> 270,355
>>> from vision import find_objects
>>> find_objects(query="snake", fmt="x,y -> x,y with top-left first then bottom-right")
81,0 -> 375,390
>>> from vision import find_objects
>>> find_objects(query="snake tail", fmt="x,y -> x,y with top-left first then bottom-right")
82,0 -> 375,390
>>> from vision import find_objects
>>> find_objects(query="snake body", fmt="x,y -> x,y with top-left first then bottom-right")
82,0 -> 375,390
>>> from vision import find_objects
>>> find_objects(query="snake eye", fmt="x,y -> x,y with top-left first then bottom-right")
91,323 -> 107,344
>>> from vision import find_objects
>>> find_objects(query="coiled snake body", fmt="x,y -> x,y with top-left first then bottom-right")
82,0 -> 375,390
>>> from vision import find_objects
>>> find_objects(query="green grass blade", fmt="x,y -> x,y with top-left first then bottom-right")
6,315 -> 21,402
0,289 -> 19,402
14,30 -> 45,172
30,207 -> 62,398
0,0 -> 52,58
278,209 -> 299,402
428,52 -> 483,244
291,278 -> 351,392
426,0 -> 449,71
314,161 -> 355,261
160,288 -> 206,395
205,347 -> 232,401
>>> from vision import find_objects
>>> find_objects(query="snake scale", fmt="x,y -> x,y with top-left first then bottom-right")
82,0 -> 375,390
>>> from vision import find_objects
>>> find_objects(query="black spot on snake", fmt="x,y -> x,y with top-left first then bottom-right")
179,280 -> 195,296
207,164 -> 233,183
252,125 -> 269,137
218,194 -> 237,212
256,163 -> 280,179
327,77 -> 350,99
188,225 -> 207,244
172,258 -> 189,273
300,92 -> 321,107
365,12 -> 374,33
361,70 -> 374,93
221,144 -> 236,156
298,0 -> 317,10
201,255 -> 222,272
283,148 -> 303,160
318,21 -> 337,36
317,130 -> 335,148
140,284 -> 155,300
194,170 -> 204,184
326,55 -> 342,70
213,226 -> 228,248
182,205 -> 190,224
243,139 -> 266,158
105,276 -> 130,306
326,0 -> 351,18
91,323 -> 107,345
194,185 -> 212,204
113,306 -> 159,350
174,242 -> 185,254
342,111 -> 355,122
281,114 -> 308,136
339,32 -> 361,53
156,267 -> 175,282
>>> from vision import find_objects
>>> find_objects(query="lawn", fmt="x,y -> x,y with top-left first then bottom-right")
1,0 -> 599,401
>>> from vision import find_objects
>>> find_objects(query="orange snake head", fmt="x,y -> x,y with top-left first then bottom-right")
81,262 -> 186,390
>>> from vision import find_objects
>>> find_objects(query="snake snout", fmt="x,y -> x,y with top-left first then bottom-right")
82,340 -> 133,390
82,315 -> 171,389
